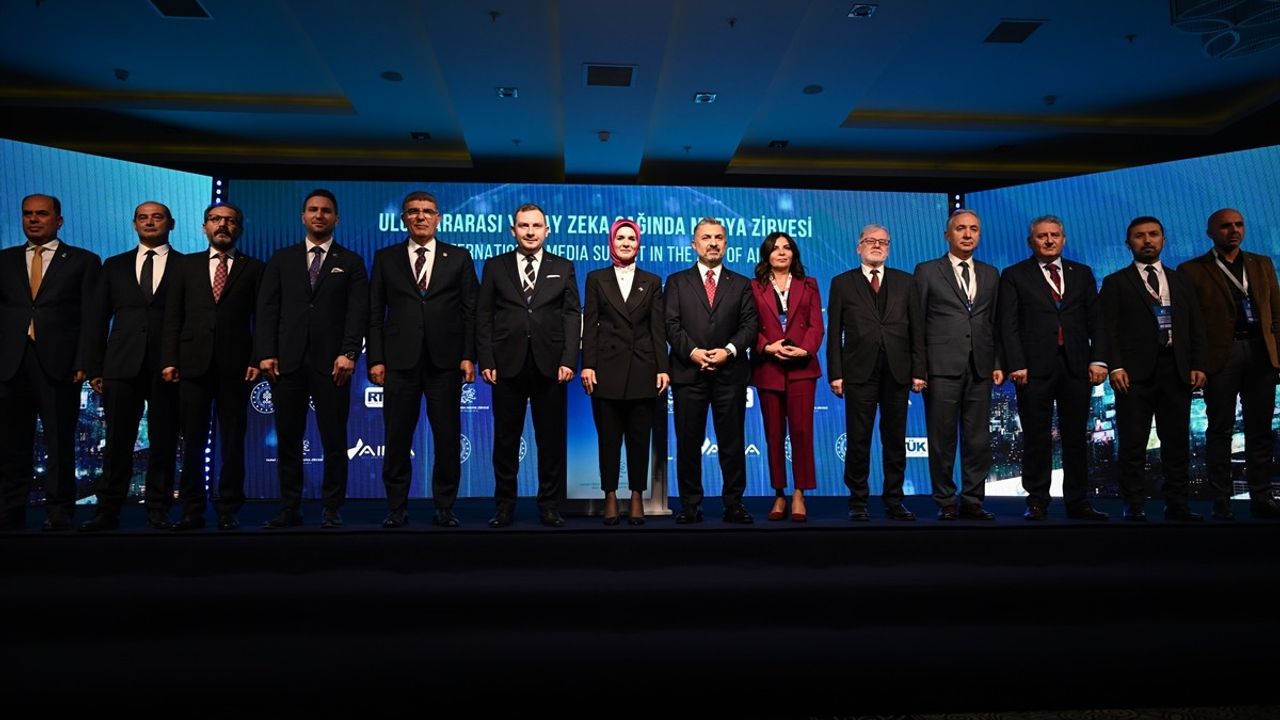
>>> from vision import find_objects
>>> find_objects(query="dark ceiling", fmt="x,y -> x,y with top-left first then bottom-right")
3,0 -> 1279,192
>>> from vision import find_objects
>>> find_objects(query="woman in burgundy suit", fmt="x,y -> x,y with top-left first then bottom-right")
751,232 -> 824,522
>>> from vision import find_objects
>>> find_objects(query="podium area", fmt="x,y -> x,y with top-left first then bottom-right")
2,496 -> 1277,716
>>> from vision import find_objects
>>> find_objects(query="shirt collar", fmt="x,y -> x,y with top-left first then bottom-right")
696,261 -> 721,278
208,246 -> 236,260
306,238 -> 334,254
26,239 -> 60,253
139,243 -> 170,257
947,253 -> 973,268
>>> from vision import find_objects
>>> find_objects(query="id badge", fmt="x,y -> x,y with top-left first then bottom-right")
778,311 -> 788,331
1155,305 -> 1173,334
1242,296 -> 1257,324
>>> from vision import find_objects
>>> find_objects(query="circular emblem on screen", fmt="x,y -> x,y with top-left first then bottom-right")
460,434 -> 472,464
784,434 -> 792,463
519,436 -> 528,462
250,381 -> 274,414
461,385 -> 477,405
835,432 -> 847,462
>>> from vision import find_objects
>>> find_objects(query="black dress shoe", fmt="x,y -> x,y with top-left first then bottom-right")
488,507 -> 514,528
1066,503 -> 1110,521
627,515 -> 646,526
171,516 -> 206,531
321,509 -> 343,528
848,508 -> 870,522
41,514 -> 72,532
1024,504 -> 1047,521
383,509 -> 409,528
1250,498 -> 1280,519
885,505 -> 916,522
263,510 -> 303,529
1122,505 -> 1148,522
539,510 -> 566,528
217,514 -> 239,531
1164,505 -> 1204,522
674,508 -> 703,524
433,508 -> 460,528
78,513 -> 120,532
937,506 -> 958,521
722,504 -> 754,524
959,505 -> 995,521
1211,499 -> 1235,521
147,511 -> 172,530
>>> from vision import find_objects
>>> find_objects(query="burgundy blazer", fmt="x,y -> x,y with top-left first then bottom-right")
750,275 -> 824,391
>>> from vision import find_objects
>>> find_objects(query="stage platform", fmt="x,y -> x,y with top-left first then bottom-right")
2,496 -> 1277,716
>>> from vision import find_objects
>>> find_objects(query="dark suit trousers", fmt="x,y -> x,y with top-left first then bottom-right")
0,341 -> 80,519
924,361 -> 992,508
673,376 -> 748,509
99,370 -> 179,515
591,396 -> 653,493
843,349 -> 908,509
177,366 -> 250,517
274,361 -> 351,512
758,380 -> 817,491
1203,337 -> 1276,500
382,364 -> 462,512
1015,350 -> 1091,508
492,354 -> 566,512
1114,348 -> 1192,506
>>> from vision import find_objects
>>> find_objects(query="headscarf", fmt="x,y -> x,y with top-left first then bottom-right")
609,218 -> 641,268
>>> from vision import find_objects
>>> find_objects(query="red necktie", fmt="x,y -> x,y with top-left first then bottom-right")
704,269 -> 716,305
1046,263 -> 1063,346
212,252 -> 228,302
870,268 -> 880,294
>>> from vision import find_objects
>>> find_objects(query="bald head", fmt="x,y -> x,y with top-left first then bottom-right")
1206,208 -> 1245,260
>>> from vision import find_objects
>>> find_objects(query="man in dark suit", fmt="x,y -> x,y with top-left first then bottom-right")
255,189 -> 368,529
81,201 -> 182,531
367,190 -> 477,528
914,209 -> 1003,521
665,217 -> 759,524
0,194 -> 100,531
998,215 -> 1109,521
162,202 -> 264,531
478,203 -> 579,528
1101,216 -> 1207,522
827,223 -> 926,522
1178,208 -> 1280,520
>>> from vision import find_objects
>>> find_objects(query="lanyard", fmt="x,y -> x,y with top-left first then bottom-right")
770,274 -> 791,316
1213,254 -> 1249,295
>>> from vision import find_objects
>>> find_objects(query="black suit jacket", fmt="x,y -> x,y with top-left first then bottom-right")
367,239 -> 477,371
581,266 -> 669,399
161,249 -> 264,378
0,241 -> 100,382
997,257 -> 1104,378
254,242 -> 369,374
477,250 -> 580,378
87,247 -> 182,379
1100,264 -> 1205,382
826,267 -> 925,384
914,255 -> 1001,377
664,265 -> 758,386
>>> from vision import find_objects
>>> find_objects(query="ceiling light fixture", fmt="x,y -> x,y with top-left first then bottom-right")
848,4 -> 877,18
497,87 -> 519,99
693,92 -> 717,104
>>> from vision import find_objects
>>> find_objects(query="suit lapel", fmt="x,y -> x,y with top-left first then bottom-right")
219,250 -> 250,301
784,276 -> 804,329
936,257 -> 968,309
311,243 -> 341,295
152,249 -> 179,305
1123,265 -> 1160,318
32,243 -> 70,299
625,272 -> 649,314
601,268 -> 628,317
425,243 -> 449,294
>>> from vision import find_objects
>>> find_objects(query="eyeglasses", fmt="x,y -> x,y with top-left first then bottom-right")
403,208 -> 439,218
859,238 -> 890,247
206,215 -> 239,226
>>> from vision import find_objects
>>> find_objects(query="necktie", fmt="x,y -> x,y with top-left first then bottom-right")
523,254 -> 536,304
869,268 -> 880,294
414,247 -> 429,295
1046,263 -> 1064,346
141,250 -> 156,302
29,246 -> 44,340
309,246 -> 325,291
1144,264 -> 1160,299
704,268 -> 717,305
212,252 -> 228,302
959,261 -> 971,302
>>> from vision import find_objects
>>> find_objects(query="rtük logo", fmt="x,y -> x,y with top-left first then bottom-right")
834,433 -> 928,460
347,438 -> 414,460
364,386 -> 383,408
700,438 -> 761,456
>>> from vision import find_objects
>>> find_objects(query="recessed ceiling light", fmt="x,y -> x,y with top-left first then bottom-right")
410,131 -> 431,141
497,87 -> 519,99
381,71 -> 404,82
802,84 -> 823,95
848,4 -> 877,18
768,140 -> 789,149
693,92 -> 717,104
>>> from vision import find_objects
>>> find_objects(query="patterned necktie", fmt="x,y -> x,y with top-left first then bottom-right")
1046,263 -> 1064,346
869,268 -> 880,294
704,268 -> 717,305
308,246 -> 325,291
29,246 -> 44,340
212,252 -> 228,302
959,261 -> 971,302
141,249 -> 156,302
1144,265 -> 1160,298
523,254 -> 536,304
414,247 -> 429,295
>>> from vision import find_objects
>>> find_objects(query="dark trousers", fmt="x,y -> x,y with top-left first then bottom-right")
1203,337 -> 1277,501
382,363 -> 462,512
925,361 -> 992,509
591,396 -> 654,493
758,379 -> 817,491
177,366 -> 250,517
273,360 -> 351,512
1114,348 -> 1192,506
492,355 -> 565,512
0,341 -> 80,520
842,350 -> 908,509
1016,350 -> 1092,508
99,369 -> 179,515
673,376 -> 747,509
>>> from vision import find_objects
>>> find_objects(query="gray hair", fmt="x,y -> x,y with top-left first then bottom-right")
859,223 -> 890,242
1028,214 -> 1064,239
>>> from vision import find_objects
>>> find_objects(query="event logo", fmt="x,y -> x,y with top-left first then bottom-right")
784,434 -> 792,463
835,433 -> 847,462
744,387 -> 755,409
460,434 -> 472,463
347,438 -> 413,460
519,436 -> 528,462
364,386 -> 383,408
461,385 -> 477,405
250,381 -> 274,414
905,437 -> 929,458
701,439 -> 762,456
